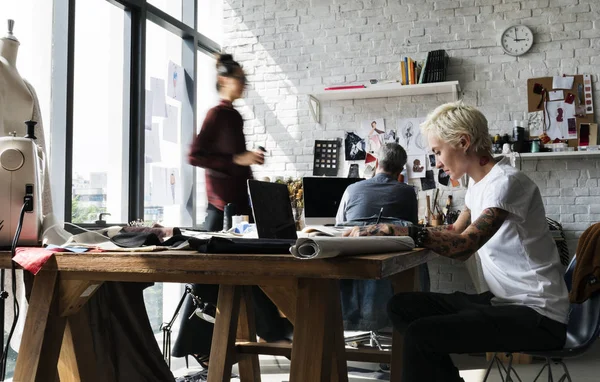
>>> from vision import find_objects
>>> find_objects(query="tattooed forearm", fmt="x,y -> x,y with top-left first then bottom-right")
427,224 -> 455,232
421,207 -> 508,262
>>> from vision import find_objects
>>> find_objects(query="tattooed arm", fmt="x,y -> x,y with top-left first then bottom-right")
343,207 -> 508,262
423,208 -> 508,261
428,207 -> 472,233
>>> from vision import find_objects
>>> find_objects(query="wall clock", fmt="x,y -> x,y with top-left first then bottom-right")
500,25 -> 534,56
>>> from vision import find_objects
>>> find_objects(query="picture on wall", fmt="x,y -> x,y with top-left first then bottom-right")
438,169 -> 461,188
361,118 -> 385,154
397,118 -> 427,155
427,154 -> 436,170
420,170 -> 437,191
406,154 -> 426,179
344,131 -> 366,161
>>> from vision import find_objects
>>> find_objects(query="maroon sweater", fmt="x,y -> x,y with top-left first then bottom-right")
189,100 -> 252,211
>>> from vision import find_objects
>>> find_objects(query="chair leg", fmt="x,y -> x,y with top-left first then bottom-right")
483,353 -> 509,382
504,353 -> 523,382
533,361 -> 549,382
555,359 -> 571,382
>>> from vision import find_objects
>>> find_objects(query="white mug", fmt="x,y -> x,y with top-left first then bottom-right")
502,143 -> 512,154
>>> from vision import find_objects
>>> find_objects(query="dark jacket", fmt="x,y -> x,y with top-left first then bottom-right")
189,100 -> 252,211
570,222 -> 600,303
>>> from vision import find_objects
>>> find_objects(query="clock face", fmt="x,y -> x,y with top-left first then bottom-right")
500,25 -> 534,56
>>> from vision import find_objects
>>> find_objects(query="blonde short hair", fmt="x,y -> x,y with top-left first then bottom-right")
420,101 -> 492,155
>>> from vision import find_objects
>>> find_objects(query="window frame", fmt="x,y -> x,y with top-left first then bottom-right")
50,0 -> 220,226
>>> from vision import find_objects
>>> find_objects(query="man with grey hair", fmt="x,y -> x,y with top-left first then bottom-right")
336,143 -> 427,332
336,143 -> 417,224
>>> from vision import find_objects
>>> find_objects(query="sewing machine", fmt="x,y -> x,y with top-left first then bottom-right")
0,122 -> 43,248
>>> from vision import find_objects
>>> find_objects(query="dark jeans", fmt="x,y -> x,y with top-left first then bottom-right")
387,291 -> 567,382
204,203 -> 224,232
172,204 -> 292,359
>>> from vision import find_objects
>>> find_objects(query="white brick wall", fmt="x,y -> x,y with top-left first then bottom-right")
222,0 -> 600,293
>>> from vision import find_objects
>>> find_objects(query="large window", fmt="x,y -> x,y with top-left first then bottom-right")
143,20 -> 184,226
72,0 -> 129,224
53,0 -> 221,227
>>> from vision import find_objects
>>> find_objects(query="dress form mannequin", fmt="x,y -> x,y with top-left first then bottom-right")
0,19 -> 52,215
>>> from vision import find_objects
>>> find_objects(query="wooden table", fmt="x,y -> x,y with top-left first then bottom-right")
0,248 -> 435,382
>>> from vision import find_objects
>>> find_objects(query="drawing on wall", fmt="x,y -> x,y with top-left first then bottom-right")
420,170 -> 436,191
527,110 -> 544,138
438,169 -> 461,187
361,118 -> 385,154
344,131 -> 366,161
546,100 -> 576,139
406,154 -> 426,179
383,129 -> 397,144
427,154 -> 436,170
397,118 -> 427,155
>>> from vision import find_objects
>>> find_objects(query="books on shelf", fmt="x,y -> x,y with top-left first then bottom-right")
400,50 -> 449,85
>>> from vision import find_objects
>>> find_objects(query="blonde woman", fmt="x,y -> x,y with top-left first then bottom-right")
345,101 -> 568,382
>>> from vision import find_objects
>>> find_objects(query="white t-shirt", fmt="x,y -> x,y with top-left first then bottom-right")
465,156 -> 569,324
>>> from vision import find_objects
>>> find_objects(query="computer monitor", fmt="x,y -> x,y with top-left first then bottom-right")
302,177 -> 364,226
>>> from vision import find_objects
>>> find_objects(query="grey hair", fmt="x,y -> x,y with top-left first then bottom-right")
378,143 -> 408,175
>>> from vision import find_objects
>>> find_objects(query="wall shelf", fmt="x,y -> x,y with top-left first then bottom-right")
497,151 -> 600,160
308,81 -> 461,122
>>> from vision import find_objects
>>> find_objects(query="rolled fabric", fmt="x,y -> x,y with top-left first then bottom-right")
290,236 -> 414,260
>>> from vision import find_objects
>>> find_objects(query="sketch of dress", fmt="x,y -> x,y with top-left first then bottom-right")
397,118 -> 427,155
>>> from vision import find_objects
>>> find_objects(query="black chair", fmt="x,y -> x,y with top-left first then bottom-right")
484,255 -> 600,382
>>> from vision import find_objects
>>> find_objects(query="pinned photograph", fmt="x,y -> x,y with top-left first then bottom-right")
406,154 -> 426,179
420,170 -> 436,191
397,118 -> 427,155
344,131 -> 366,161
361,118 -> 385,153
527,110 -> 544,138
427,154 -> 436,170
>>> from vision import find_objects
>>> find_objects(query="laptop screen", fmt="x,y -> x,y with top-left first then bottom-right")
247,180 -> 298,240
302,177 -> 364,225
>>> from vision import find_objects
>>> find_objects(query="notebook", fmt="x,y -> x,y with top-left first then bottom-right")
247,180 -> 298,241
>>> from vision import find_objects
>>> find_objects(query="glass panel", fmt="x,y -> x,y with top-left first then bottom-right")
72,0 -> 128,224
194,52 -> 219,225
144,20 -> 184,226
197,0 -> 223,45
148,0 -> 183,25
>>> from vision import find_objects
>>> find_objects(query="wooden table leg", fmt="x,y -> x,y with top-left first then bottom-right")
389,267 -> 417,382
58,309 -> 102,382
14,269 -> 65,382
208,285 -> 242,382
289,278 -> 335,382
236,286 -> 261,382
329,280 -> 349,382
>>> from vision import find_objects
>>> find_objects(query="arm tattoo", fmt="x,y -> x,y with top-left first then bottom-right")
421,208 -> 509,262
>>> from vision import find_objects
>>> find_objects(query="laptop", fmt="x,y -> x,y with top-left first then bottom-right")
247,180 -> 298,241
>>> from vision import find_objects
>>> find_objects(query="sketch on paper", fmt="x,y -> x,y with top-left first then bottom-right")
421,170 -> 436,191
344,131 -> 366,161
527,110 -> 544,138
397,118 -> 427,155
406,154 -> 426,179
361,119 -> 385,154
546,101 -> 576,140
383,129 -> 397,144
